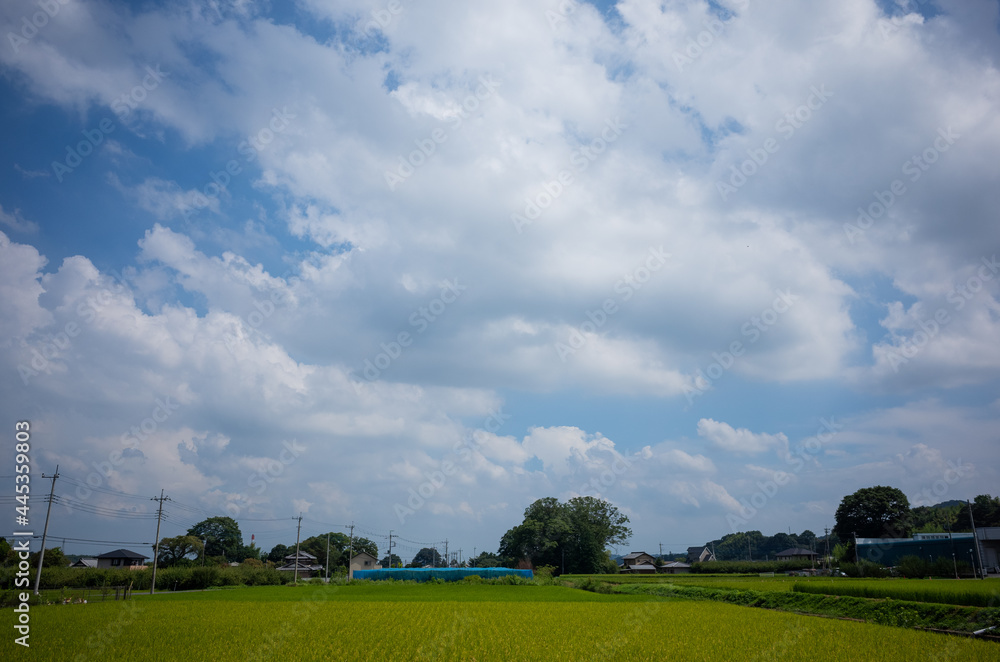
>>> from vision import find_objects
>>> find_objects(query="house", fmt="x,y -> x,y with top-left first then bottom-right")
620,551 -> 658,573
277,551 -> 324,579
71,558 -> 98,568
775,548 -> 819,562
686,546 -> 716,564
349,552 -> 381,577
658,561 -> 691,574
96,549 -> 148,569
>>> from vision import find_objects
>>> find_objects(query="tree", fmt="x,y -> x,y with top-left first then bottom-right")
380,553 -> 402,567
156,535 -> 203,566
29,547 -> 68,568
469,552 -> 502,568
411,547 -> 442,567
267,544 -> 289,564
499,497 -> 573,570
187,517 -> 244,561
955,495 -> 1000,530
834,486 -> 911,540
498,497 -> 631,574
563,496 -> 631,574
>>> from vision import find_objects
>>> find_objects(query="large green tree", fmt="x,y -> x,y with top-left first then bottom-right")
267,544 -> 290,564
834,486 -> 911,540
156,535 -> 204,566
410,547 -> 442,567
187,516 -> 244,561
498,497 -> 631,574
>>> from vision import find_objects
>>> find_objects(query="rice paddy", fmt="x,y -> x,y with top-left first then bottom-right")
6,582 -> 999,661
792,578 -> 1000,608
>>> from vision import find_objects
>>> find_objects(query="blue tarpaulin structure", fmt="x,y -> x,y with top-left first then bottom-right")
353,567 -> 533,582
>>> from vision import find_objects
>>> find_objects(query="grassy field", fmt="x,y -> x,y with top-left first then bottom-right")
793,578 -> 1000,608
5,583 -> 999,661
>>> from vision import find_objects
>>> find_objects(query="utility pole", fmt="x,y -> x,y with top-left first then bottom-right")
33,466 -> 59,595
747,536 -> 752,562
444,539 -> 448,567
824,527 -> 830,571
853,531 -> 860,574
388,530 -> 394,568
968,500 -> 984,579
149,489 -> 170,595
348,523 -> 354,579
325,532 -> 330,582
293,514 -> 302,584
458,549 -> 463,566
659,542 -> 664,562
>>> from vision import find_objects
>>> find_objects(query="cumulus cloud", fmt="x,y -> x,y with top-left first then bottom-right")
697,419 -> 788,454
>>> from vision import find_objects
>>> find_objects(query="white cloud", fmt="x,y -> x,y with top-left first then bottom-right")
697,419 -> 788,454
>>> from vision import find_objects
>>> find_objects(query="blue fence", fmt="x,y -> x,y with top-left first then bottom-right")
353,567 -> 533,582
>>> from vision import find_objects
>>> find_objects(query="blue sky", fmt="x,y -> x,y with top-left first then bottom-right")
2,0 -> 999,562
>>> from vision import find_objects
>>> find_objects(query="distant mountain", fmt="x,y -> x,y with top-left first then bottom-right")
929,500 -> 965,509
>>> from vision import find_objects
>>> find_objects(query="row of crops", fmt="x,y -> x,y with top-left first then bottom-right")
792,578 -> 1000,608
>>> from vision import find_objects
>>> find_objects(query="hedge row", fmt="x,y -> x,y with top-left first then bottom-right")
0,564 -> 291,592
690,560 -> 814,574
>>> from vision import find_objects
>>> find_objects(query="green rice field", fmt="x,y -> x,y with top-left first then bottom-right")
5,583 -> 998,661
792,578 -> 1000,608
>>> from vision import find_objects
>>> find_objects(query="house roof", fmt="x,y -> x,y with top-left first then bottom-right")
629,563 -> 657,570
623,552 -> 652,560
284,551 -> 318,560
72,558 -> 98,568
776,548 -> 818,557
351,552 -> 378,561
97,548 -> 148,560
663,561 -> 691,568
